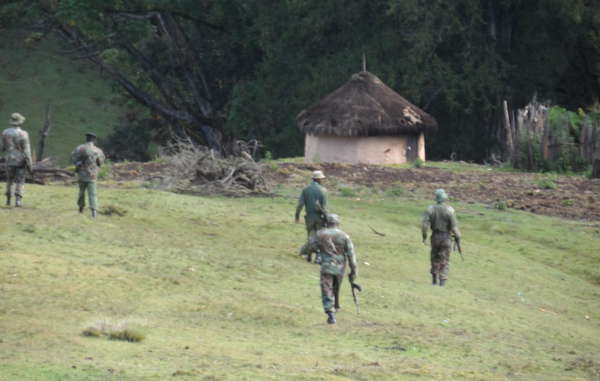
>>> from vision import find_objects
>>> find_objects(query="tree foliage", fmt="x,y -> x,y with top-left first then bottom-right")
3,0 -> 600,161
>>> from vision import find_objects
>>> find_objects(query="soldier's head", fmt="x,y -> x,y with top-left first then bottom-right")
312,170 -> 326,184
85,132 -> 97,142
9,113 -> 25,127
434,188 -> 448,203
326,213 -> 340,227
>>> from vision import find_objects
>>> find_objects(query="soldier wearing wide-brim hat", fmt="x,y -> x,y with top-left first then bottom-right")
2,112 -> 33,207
71,132 -> 105,218
421,189 -> 461,286
295,170 -> 328,262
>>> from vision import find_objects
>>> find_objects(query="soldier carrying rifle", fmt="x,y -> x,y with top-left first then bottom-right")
1,113 -> 33,207
421,189 -> 462,286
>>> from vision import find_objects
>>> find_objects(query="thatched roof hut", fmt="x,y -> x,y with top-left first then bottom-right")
297,71 -> 438,164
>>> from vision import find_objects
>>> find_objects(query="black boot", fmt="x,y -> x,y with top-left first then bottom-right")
15,196 -> 22,207
5,195 -> 10,206
91,209 -> 97,218
439,279 -> 446,286
79,205 -> 84,213
326,311 -> 336,325
432,274 -> 437,285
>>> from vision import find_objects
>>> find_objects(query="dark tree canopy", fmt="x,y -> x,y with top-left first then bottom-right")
1,0 -> 599,161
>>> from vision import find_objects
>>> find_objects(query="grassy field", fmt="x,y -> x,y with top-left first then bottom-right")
0,168 -> 599,381
0,28 -> 125,164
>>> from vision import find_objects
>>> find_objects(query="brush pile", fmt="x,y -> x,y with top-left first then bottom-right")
0,157 -> 74,184
158,139 -> 271,196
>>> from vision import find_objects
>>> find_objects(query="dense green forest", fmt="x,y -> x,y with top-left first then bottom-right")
1,0 -> 599,161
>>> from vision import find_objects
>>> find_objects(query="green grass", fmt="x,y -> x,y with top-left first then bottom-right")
0,28 -> 125,164
0,180 -> 599,380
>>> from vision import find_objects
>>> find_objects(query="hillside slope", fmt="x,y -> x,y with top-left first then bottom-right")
0,170 -> 599,380
0,28 -> 125,164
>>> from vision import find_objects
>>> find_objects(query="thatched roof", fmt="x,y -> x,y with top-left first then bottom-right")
297,71 -> 438,136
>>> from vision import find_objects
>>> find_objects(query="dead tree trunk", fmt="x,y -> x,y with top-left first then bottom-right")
593,157 -> 600,178
37,104 -> 51,162
503,100 -> 514,160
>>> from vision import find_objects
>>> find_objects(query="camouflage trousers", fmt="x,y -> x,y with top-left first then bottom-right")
5,165 -> 27,198
299,215 -> 325,261
430,231 -> 452,281
320,271 -> 343,313
78,180 -> 98,210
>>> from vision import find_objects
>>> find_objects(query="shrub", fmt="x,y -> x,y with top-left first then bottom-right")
97,159 -> 112,180
413,158 -> 424,168
561,199 -> 575,207
494,200 -> 508,210
386,185 -> 405,197
534,174 -> 558,190
109,329 -> 145,343
338,186 -> 357,198
82,319 -> 145,343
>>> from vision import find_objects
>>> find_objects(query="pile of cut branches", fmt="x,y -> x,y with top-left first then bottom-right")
0,157 -> 74,184
158,139 -> 271,196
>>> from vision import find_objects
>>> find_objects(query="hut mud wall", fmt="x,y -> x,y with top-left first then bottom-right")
304,133 -> 425,164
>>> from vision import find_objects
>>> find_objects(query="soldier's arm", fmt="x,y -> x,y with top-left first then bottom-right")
421,208 -> 431,243
96,148 -> 106,166
22,133 -> 33,169
295,192 -> 305,222
345,236 -> 358,281
449,207 -> 461,240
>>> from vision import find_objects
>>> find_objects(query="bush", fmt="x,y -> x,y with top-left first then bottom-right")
494,200 -> 508,210
109,329 -> 145,343
97,159 -> 112,180
534,174 -> 558,190
413,158 -> 424,168
386,185 -> 405,197
338,186 -> 357,198
82,319 -> 145,343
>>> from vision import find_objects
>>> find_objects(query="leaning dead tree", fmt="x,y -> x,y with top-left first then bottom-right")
158,139 -> 270,196
40,4 -> 230,152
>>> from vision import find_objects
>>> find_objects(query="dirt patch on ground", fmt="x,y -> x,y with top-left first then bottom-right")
111,161 -> 169,182
112,161 -> 600,221
273,162 -> 600,222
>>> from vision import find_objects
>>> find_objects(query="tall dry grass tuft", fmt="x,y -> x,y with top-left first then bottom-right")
82,318 -> 145,343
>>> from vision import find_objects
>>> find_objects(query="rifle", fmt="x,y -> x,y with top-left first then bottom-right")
453,237 -> 464,261
350,280 -> 362,315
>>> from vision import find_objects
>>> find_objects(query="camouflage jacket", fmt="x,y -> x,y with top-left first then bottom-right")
295,181 -> 328,220
422,203 -> 461,238
71,142 -> 105,182
308,227 -> 358,276
1,127 -> 32,168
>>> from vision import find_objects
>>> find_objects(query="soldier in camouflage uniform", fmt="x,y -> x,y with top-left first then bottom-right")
421,189 -> 461,286
2,113 -> 33,207
71,132 -> 105,218
306,214 -> 358,324
295,170 -> 328,263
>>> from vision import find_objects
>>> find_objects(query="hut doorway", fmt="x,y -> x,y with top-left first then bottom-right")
406,134 -> 419,161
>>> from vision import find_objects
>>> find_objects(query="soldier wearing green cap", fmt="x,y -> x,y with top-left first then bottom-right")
421,189 -> 461,286
306,213 -> 358,324
71,132 -> 105,218
2,113 -> 33,207
295,170 -> 328,263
